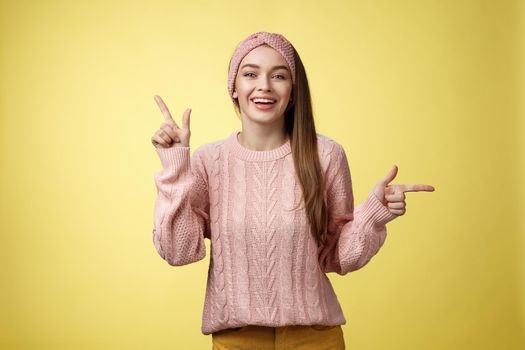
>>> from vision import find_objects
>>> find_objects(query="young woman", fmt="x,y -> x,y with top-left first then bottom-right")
150,31 -> 435,350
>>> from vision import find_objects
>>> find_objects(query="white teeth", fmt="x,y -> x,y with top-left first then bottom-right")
252,98 -> 275,103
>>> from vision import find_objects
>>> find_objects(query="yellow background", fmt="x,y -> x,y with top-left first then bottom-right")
1,0 -> 524,349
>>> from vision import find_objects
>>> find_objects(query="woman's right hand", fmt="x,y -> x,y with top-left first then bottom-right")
151,94 -> 191,149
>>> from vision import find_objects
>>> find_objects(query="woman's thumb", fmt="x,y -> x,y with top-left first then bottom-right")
183,108 -> 191,129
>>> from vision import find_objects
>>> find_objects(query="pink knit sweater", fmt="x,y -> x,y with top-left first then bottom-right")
152,130 -> 397,335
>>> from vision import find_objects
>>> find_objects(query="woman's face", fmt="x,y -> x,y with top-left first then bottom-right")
233,45 -> 293,126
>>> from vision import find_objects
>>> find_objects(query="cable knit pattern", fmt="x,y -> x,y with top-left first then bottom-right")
231,156 -> 250,322
152,130 -> 397,335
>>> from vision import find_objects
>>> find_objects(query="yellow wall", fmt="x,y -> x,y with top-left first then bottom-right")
1,0 -> 523,349
517,0 -> 525,340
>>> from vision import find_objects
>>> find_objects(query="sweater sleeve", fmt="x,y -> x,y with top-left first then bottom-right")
318,143 -> 397,275
152,145 -> 210,266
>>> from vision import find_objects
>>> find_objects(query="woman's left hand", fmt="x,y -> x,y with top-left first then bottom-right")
372,165 -> 435,217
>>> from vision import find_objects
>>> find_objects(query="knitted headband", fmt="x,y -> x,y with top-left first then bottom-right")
227,31 -> 296,106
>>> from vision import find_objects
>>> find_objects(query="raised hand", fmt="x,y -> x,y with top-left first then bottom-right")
151,95 -> 192,149
372,165 -> 435,217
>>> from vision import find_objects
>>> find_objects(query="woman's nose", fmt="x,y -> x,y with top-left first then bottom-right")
257,75 -> 272,91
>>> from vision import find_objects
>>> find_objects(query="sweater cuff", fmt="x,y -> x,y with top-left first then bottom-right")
155,146 -> 191,170
359,191 -> 398,229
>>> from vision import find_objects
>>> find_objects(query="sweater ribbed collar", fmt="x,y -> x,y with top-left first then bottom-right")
226,131 -> 292,161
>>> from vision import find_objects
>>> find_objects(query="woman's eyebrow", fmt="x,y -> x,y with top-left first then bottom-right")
240,63 -> 289,71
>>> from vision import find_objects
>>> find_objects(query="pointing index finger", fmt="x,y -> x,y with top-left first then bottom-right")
154,95 -> 175,123
399,184 -> 435,193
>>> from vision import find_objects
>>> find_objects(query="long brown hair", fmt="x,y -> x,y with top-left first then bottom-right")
229,44 -> 328,247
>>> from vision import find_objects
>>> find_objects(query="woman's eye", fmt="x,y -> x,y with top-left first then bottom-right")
242,72 -> 286,79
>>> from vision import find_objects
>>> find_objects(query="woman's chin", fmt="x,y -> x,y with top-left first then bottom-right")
242,112 -> 285,125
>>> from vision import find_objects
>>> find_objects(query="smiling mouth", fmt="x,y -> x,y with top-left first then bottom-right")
251,99 -> 276,110
250,98 -> 277,105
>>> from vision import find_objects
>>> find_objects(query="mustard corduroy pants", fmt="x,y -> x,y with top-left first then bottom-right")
212,324 -> 346,349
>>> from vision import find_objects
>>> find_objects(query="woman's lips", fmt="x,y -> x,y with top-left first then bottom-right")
251,100 -> 276,111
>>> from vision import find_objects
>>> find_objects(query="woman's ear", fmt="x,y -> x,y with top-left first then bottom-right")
233,90 -> 238,99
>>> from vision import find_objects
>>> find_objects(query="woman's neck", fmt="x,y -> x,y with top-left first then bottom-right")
237,130 -> 289,151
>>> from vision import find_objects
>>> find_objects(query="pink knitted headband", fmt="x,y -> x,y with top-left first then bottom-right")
227,31 -> 296,106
